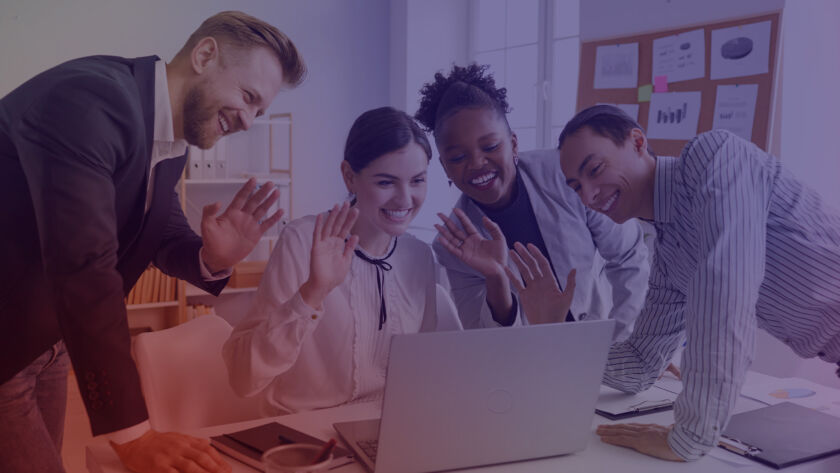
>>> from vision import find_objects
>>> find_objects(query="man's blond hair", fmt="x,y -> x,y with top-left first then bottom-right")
177,11 -> 306,87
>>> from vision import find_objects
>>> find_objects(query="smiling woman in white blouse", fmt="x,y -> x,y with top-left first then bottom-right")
222,107 -> 462,414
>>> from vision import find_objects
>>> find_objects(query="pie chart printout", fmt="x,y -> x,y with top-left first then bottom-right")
768,388 -> 817,400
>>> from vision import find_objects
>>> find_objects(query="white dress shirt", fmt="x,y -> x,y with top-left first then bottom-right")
603,130 -> 840,460
223,214 -> 462,414
105,58 -> 228,444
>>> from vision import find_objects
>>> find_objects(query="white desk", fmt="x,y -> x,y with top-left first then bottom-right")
86,379 -> 840,473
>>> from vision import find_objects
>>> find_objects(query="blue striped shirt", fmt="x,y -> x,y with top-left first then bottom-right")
602,130 -> 840,460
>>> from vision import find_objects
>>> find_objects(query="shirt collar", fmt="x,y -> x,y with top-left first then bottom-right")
152,59 -> 187,160
653,155 -> 678,224
153,60 -> 180,144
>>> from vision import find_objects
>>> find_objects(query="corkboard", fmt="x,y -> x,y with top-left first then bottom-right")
577,12 -> 780,157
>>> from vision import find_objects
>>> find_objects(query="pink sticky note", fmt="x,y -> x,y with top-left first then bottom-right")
654,75 -> 668,93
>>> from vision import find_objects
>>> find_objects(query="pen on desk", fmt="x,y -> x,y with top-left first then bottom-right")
312,438 -> 337,464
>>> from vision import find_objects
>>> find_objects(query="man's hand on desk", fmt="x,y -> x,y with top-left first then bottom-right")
110,430 -> 231,473
596,423 -> 685,462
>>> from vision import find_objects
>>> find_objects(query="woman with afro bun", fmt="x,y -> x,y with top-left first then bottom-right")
416,63 -> 650,340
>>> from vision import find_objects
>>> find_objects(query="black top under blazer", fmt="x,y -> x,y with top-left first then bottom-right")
0,55 -> 227,435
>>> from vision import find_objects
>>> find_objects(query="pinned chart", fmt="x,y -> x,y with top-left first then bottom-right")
647,91 -> 702,140
712,84 -> 759,140
594,42 -> 639,89
652,28 -> 705,83
710,21 -> 772,79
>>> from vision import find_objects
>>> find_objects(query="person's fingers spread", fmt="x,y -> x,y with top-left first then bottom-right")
338,207 -> 359,238
313,212 -> 325,243
482,216 -> 505,241
436,233 -> 462,257
229,178 -> 258,211
509,249 -> 532,281
439,213 -> 468,241
259,209 -> 284,234
505,266 -> 525,292
333,201 -> 354,237
201,202 -> 222,221
454,208 -> 480,235
321,203 -> 341,240
434,224 -> 457,246
242,181 -> 275,214
527,243 -> 553,275
343,235 -> 360,258
251,189 -> 280,221
512,243 -> 536,274
516,242 -> 542,276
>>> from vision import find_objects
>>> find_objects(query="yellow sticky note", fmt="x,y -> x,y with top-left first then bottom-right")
638,84 -> 653,102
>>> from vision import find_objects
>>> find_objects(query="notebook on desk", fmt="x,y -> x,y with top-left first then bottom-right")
334,320 -> 615,473
718,401 -> 840,469
210,421 -> 354,471
595,384 -> 677,420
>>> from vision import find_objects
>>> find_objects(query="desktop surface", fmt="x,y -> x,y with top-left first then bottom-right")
86,374 -> 840,473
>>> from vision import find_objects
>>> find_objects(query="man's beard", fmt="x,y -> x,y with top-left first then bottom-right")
182,82 -> 218,150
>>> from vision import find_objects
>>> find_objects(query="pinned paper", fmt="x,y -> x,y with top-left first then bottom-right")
712,84 -> 759,140
654,75 -> 669,93
594,42 -> 639,89
652,28 -> 705,83
638,84 -> 653,102
710,21 -> 771,80
647,91 -> 702,140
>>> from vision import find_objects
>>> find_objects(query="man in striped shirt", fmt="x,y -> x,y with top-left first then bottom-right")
557,105 -> 840,461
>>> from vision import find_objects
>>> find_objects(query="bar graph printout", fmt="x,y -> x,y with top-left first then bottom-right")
647,91 -> 702,140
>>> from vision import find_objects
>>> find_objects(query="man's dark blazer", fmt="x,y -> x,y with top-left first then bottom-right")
0,55 -> 227,435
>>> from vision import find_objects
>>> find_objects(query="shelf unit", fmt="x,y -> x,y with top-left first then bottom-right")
126,113 -> 292,329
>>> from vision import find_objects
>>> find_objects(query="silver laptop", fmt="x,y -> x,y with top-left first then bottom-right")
334,319 -> 614,473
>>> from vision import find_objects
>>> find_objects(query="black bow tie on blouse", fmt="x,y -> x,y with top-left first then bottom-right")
353,239 -> 397,330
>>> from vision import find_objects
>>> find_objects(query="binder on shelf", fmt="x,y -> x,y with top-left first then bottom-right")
203,145 -> 216,179
188,145 -> 203,179
718,401 -> 840,469
215,137 -> 228,178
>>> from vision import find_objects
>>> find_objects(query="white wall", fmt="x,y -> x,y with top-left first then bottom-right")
779,0 -> 840,209
580,0 -> 785,41
391,0 -> 470,241
0,0 -> 391,218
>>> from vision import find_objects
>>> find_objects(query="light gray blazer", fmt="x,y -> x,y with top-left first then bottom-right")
433,148 -> 650,341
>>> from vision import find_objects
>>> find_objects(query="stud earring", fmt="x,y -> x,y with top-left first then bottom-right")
514,155 -> 520,166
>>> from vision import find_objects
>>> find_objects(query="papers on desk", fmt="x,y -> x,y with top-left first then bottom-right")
739,371 -> 840,418
595,382 -> 679,420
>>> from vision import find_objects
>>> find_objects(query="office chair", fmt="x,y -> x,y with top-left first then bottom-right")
132,314 -> 263,431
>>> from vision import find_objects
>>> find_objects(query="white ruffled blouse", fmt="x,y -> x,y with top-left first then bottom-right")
223,214 -> 461,414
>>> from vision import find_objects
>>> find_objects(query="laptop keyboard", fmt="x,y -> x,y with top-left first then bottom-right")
357,439 -> 378,462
